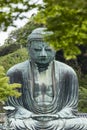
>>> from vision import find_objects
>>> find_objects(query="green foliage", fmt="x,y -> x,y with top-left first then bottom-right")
4,20 -> 44,47
0,48 -> 28,72
34,0 -> 87,59
0,66 -> 21,102
0,0 -> 37,31
0,43 -> 20,56
78,75 -> 87,112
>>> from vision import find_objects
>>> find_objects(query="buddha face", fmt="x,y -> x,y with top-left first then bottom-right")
28,40 -> 55,65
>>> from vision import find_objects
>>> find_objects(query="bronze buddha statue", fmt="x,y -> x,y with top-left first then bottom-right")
6,28 -> 87,130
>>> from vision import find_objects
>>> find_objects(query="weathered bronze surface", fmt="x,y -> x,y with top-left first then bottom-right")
6,28 -> 87,130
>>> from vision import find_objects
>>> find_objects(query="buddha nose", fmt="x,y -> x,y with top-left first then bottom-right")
40,48 -> 47,57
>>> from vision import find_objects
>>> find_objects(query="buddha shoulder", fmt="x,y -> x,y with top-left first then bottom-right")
54,60 -> 76,74
7,60 -> 29,76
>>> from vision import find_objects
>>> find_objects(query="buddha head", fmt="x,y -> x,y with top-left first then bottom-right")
27,28 -> 55,70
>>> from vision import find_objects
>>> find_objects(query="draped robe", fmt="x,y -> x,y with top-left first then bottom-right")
6,60 -> 87,130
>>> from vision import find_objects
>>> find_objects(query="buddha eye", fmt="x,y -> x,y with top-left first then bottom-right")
34,48 -> 41,51
45,48 -> 51,51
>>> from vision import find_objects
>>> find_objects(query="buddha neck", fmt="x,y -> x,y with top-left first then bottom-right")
36,63 -> 50,72
31,61 -> 51,73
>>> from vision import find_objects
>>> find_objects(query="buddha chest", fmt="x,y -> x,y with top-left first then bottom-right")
33,68 -> 54,107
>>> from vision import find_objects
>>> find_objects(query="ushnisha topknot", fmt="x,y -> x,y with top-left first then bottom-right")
27,27 -> 52,44
28,27 -> 47,43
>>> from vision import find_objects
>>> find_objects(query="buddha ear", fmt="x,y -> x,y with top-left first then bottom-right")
26,44 -> 31,57
26,36 -> 32,50
26,42 -> 31,51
